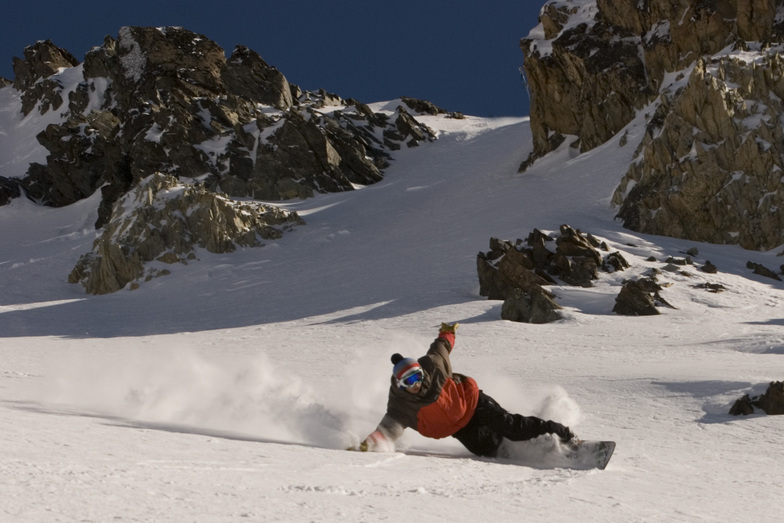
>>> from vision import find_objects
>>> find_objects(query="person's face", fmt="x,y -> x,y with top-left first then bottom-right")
406,381 -> 422,394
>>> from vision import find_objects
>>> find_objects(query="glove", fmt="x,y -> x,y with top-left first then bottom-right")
358,430 -> 386,452
546,421 -> 575,443
439,322 -> 459,334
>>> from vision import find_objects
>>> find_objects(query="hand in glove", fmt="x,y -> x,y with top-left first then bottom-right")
356,430 -> 387,452
546,421 -> 576,443
439,322 -> 459,334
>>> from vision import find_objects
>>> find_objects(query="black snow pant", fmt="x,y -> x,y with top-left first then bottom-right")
452,391 -> 567,458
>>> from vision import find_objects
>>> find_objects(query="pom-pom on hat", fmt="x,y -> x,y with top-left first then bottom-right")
391,353 -> 421,381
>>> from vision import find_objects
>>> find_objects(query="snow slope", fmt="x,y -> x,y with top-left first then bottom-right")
2,100 -> 783,522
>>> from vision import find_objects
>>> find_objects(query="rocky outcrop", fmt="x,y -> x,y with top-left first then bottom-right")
747,261 -> 782,281
0,176 -> 22,205
478,225 -> 615,302
68,173 -> 304,294
9,27 -> 436,229
12,40 -> 80,115
478,225 -> 630,323
523,1 -> 784,250
501,287 -> 562,324
613,276 -> 674,316
613,52 -> 784,251
730,381 -> 784,415
521,0 -> 784,162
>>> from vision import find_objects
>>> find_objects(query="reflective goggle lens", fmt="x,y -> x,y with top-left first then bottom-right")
400,369 -> 423,388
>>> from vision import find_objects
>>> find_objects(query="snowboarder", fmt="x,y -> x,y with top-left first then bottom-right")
356,322 -> 576,457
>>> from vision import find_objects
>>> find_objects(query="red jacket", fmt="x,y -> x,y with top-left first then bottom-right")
378,331 -> 480,440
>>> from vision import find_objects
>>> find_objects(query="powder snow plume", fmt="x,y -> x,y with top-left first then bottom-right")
38,345 -> 356,449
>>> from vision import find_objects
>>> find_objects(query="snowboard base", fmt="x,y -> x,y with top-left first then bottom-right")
496,438 -> 615,470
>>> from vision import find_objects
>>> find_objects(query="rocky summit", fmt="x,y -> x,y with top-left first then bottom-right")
6,27 -> 439,227
1,26 -> 443,293
522,0 -> 784,250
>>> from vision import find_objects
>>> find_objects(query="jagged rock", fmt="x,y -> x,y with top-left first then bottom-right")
747,261 -> 782,281
614,52 -> 784,250
0,177 -> 22,205
13,40 -> 80,117
757,381 -> 784,415
400,96 -> 446,115
523,2 -> 784,251
384,106 -> 436,149
222,45 -> 293,109
521,0 -> 783,163
477,237 -> 552,300
701,261 -> 718,274
520,1 -> 655,163
603,252 -> 630,272
729,394 -> 755,416
501,287 -> 562,324
730,381 -> 784,415
613,277 -> 669,316
8,26 -> 437,227
550,225 -> 602,286
68,173 -> 303,294
12,39 -> 79,91
478,225 -> 624,307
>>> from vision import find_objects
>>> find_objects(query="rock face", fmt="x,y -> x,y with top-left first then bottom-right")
522,1 -> 784,250
68,173 -> 304,294
613,52 -> 784,250
9,27 -> 437,228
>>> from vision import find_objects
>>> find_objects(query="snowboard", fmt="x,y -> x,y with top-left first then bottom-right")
495,438 -> 616,470
350,439 -> 616,470
559,439 -> 615,470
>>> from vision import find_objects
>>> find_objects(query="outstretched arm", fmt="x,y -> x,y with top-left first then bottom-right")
437,322 -> 459,351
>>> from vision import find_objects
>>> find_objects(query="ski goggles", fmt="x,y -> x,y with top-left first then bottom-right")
398,368 -> 424,389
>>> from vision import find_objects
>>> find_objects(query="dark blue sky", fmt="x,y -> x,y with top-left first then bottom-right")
0,1 -> 543,117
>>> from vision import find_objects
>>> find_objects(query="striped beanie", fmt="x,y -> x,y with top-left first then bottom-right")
391,353 -> 421,380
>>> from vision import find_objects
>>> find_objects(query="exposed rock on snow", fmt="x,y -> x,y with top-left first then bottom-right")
7,26 -> 436,227
523,0 -> 784,250
613,277 -> 666,316
730,381 -> 784,415
68,173 -> 304,294
0,176 -> 21,205
12,39 -> 79,92
501,286 -> 562,324
746,260 -> 782,281
478,225 -> 693,320
478,225 -> 613,299
614,52 -> 784,251
478,225 -> 629,323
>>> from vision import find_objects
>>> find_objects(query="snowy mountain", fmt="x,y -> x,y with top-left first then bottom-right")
2,101 -> 783,521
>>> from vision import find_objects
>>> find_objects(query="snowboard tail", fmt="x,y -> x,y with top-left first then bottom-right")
562,440 -> 615,470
